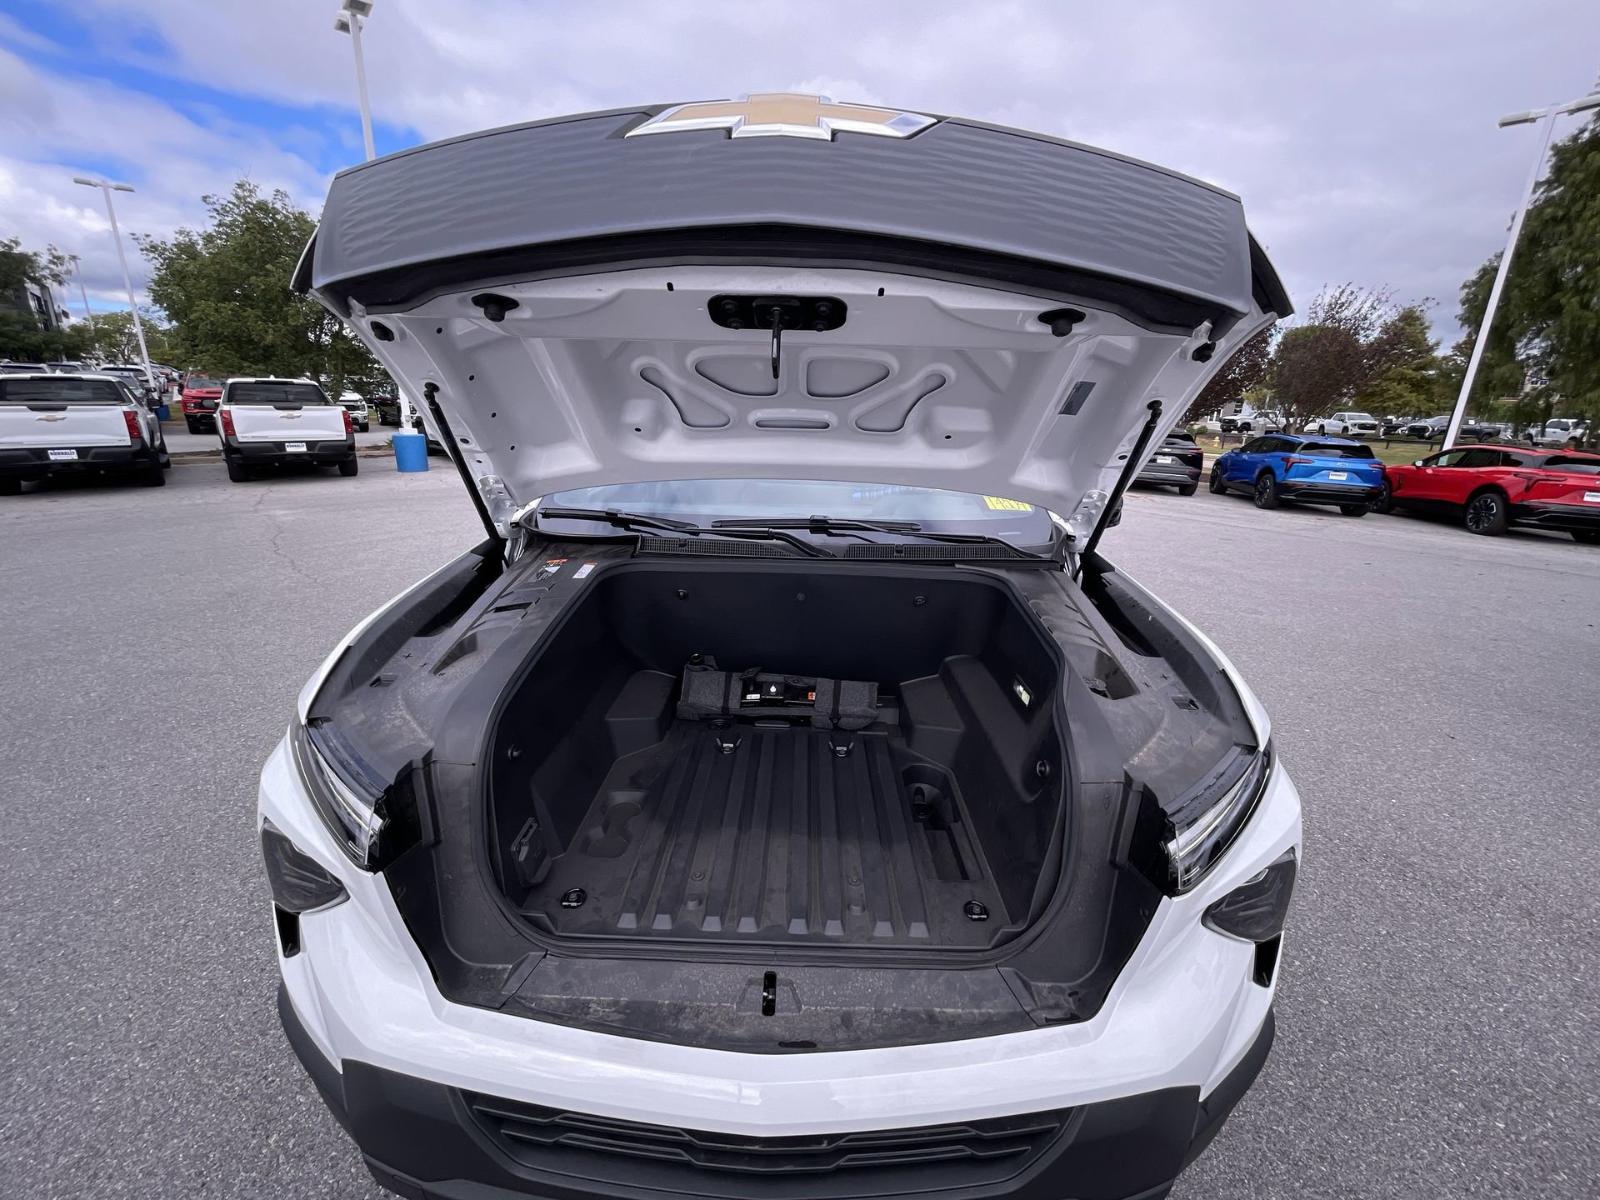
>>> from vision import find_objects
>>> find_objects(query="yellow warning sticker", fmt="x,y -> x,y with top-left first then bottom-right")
982,496 -> 1033,511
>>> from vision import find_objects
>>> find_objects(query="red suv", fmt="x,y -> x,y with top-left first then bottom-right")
1374,443 -> 1600,542
180,374 -> 226,433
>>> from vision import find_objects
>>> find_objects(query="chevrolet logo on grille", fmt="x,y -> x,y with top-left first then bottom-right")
627,92 -> 935,142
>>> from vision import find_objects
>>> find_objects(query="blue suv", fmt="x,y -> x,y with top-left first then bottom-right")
1210,433 -> 1385,515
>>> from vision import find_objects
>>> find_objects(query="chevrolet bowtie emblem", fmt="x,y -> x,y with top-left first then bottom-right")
36,413 -> 66,422
626,92 -> 935,142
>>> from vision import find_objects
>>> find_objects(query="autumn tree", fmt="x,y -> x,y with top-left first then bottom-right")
1268,285 -> 1442,422
1184,324 -> 1275,424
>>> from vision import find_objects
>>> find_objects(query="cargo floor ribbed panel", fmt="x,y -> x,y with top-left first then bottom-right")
526,723 -> 1011,949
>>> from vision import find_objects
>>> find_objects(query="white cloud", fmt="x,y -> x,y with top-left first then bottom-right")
4,0 -> 1598,339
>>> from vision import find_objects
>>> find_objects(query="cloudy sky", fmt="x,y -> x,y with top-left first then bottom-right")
3,0 -> 1596,343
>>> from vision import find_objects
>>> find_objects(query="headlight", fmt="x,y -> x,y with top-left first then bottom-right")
1164,746 -> 1272,893
1203,850 -> 1296,941
261,820 -> 348,913
288,720 -> 384,868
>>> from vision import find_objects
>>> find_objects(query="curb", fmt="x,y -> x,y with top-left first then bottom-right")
168,445 -> 397,464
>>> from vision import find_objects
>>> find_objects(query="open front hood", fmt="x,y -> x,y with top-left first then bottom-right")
297,96 -> 1290,537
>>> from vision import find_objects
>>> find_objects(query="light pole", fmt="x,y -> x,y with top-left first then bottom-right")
331,0 -> 419,458
334,1 -> 377,162
1444,91 -> 1600,449
68,253 -> 97,346
71,176 -> 157,396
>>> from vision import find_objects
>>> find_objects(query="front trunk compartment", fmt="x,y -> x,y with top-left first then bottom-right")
316,544 -> 1255,1050
486,563 -> 1067,954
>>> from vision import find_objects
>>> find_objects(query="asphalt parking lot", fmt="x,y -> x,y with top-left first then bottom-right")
2,459 -> 1596,1199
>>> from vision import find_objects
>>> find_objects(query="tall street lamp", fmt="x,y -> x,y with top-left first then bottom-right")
68,253 -> 97,344
72,176 -> 157,395
333,0 -> 422,463
334,0 -> 377,162
1444,90 -> 1600,449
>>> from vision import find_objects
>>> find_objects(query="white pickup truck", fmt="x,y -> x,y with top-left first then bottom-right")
0,371 -> 169,494
216,377 -> 358,482
1526,418 -> 1591,450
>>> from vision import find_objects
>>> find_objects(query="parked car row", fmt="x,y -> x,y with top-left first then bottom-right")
0,373 -> 364,493
1188,432 -> 1600,544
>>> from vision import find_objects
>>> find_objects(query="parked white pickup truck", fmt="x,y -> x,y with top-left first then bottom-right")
1526,418 -> 1590,450
216,377 -> 358,482
0,371 -> 169,494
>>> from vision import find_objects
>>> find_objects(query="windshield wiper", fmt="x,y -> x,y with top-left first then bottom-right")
711,515 -> 1050,560
536,506 -> 699,534
532,507 -> 834,558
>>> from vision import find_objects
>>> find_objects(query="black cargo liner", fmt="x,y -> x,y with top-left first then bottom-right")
484,561 -> 1068,957
520,716 -> 1009,949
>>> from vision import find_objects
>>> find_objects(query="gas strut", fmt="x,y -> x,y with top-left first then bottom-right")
1077,399 -> 1164,572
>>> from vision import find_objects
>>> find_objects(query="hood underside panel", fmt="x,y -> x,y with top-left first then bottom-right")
349,266 -> 1264,523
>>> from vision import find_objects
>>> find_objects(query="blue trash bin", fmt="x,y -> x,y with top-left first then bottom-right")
393,431 -> 430,472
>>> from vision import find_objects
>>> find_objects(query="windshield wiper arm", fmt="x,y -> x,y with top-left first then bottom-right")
535,506 -> 698,533
533,507 -> 834,558
711,515 -> 922,534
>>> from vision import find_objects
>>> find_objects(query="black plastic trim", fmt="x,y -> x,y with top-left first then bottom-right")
276,983 -> 351,1136
1185,1008 -> 1276,1168
320,224 -> 1230,336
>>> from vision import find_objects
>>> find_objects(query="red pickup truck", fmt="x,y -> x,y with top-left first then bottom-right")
180,374 -> 226,433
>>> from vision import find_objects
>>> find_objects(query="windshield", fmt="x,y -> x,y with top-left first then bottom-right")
186,376 -> 224,389
540,479 -> 1057,541
0,377 -> 127,403
225,382 -> 329,405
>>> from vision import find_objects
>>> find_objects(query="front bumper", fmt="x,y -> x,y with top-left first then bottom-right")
1277,480 -> 1381,505
281,982 -> 1273,1200
0,443 -> 158,479
1510,501 -> 1600,532
226,434 -> 355,466
261,733 -> 1300,1200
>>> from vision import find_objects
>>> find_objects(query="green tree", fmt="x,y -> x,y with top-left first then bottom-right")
0,236 -> 71,296
1356,305 -> 1439,416
136,181 -> 380,395
1454,112 -> 1600,444
81,308 -> 178,365
1,237 -> 87,360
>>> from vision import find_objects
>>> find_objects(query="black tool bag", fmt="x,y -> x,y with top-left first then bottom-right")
676,656 -> 878,730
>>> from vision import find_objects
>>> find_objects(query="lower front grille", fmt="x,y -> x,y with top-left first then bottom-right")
463,1092 -> 1070,1193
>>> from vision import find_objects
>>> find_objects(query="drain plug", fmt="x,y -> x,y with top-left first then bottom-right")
963,900 -> 989,922
560,888 -> 587,909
